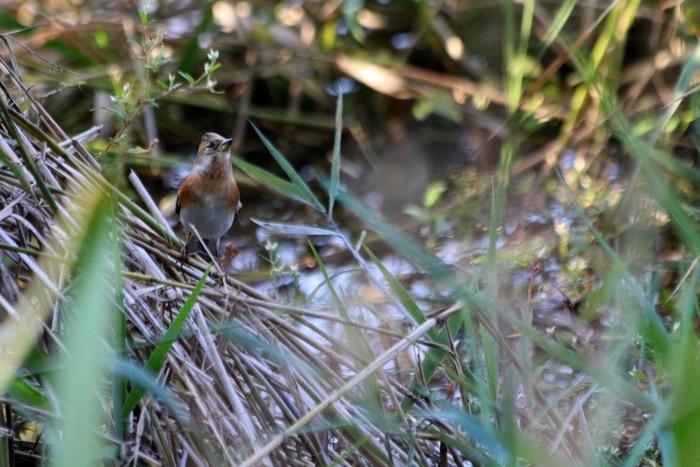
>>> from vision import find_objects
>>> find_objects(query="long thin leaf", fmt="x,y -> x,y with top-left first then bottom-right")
250,121 -> 326,213
251,218 -> 337,237
121,266 -> 211,417
328,92 -> 343,216
329,182 -> 449,281
7,376 -> 50,410
51,190 -> 113,467
111,202 -> 127,441
0,99 -> 58,214
364,246 -> 427,328
399,313 -> 463,413
308,241 -> 377,375
536,0 -> 576,56
232,157 -> 316,208
419,403 -> 507,463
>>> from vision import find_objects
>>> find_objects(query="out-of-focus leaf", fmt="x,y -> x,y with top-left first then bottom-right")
51,190 -> 113,467
417,403 -> 507,463
424,181 -> 447,208
178,71 -> 195,85
341,0 -> 365,43
412,91 -> 462,122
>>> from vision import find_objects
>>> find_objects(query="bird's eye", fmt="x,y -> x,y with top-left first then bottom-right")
206,142 -> 216,149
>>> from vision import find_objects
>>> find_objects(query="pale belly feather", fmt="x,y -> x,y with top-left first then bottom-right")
180,195 -> 235,240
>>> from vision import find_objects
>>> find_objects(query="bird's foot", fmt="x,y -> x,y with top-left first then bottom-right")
218,243 -> 239,269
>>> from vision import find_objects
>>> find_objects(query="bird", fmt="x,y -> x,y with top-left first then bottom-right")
176,132 -> 241,263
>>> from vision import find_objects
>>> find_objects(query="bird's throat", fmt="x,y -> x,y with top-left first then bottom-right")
193,154 -> 233,178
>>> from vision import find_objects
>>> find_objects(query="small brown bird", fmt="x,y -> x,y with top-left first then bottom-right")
176,132 -> 241,262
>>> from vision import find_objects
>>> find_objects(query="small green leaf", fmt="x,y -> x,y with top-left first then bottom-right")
102,107 -> 126,122
178,71 -> 196,85
424,181 -> 447,208
403,204 -> 428,221
138,9 -> 148,25
112,81 -> 122,100
94,30 -> 109,48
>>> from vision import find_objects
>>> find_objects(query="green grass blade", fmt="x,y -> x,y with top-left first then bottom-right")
308,241 -> 349,324
121,266 -> 211,417
399,313 -> 464,413
250,121 -> 326,213
328,92 -> 343,216
662,264 -> 700,465
251,218 -> 337,237
0,102 -> 58,214
418,404 -> 507,463
112,358 -> 184,418
536,0 -> 576,56
232,156 -> 319,208
484,184 -> 501,403
331,185 -> 450,281
504,311 -> 655,412
50,191 -> 113,467
651,42 -> 700,146
364,245 -> 427,328
111,204 -> 127,441
308,242 -> 382,410
7,376 -> 50,410
556,168 -> 671,352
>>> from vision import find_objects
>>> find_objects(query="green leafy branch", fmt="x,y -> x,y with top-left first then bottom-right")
99,7 -> 221,157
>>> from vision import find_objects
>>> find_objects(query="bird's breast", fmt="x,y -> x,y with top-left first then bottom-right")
177,172 -> 239,239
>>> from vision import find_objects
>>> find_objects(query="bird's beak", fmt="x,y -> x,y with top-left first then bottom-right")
219,139 -> 233,152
